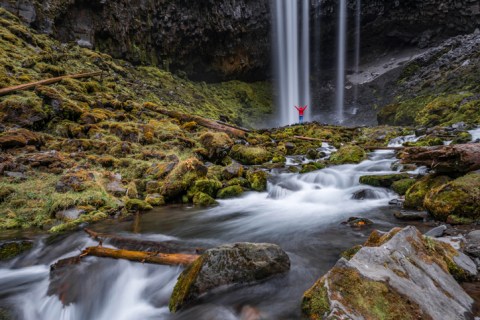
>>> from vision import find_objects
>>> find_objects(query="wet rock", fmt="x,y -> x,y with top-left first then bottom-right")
342,217 -> 373,228
391,178 -> 417,195
145,193 -> 165,206
393,210 -> 428,221
306,148 -> 320,160
388,198 -> 404,206
0,240 -> 33,261
55,208 -> 85,221
217,185 -> 244,199
465,230 -> 480,258
351,189 -> 382,200
424,225 -> 447,237
160,158 -> 208,201
192,192 -> 217,206
189,179 -> 222,198
125,199 -> 153,212
424,172 -> 480,222
299,162 -> 326,174
198,132 -> 234,164
302,227 -> 477,319
222,162 -> 243,180
169,242 -> 290,312
246,170 -> 268,192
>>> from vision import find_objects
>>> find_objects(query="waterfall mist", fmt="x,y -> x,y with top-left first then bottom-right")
272,0 -> 311,126
335,0 -> 347,123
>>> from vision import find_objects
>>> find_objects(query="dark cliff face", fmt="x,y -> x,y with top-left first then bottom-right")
1,0 -> 479,81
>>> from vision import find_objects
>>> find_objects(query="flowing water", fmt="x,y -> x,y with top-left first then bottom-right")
335,0 -> 347,123
352,0 -> 361,115
272,0 -> 311,126
0,140 -> 429,320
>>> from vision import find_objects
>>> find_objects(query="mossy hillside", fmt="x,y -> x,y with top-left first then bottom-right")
424,172 -> 480,221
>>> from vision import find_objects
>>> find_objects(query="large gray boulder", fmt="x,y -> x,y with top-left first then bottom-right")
169,242 -> 290,312
302,226 -> 477,319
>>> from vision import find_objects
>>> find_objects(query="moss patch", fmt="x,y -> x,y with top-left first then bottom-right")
329,145 -> 367,165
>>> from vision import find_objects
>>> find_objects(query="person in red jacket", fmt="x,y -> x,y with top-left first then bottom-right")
295,105 -> 308,123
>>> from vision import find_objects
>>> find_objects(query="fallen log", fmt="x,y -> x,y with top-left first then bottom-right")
81,246 -> 199,266
145,107 -> 247,138
293,135 -> 328,142
363,146 -> 405,151
400,143 -> 480,174
84,228 -> 204,254
0,71 -> 103,96
216,120 -> 251,133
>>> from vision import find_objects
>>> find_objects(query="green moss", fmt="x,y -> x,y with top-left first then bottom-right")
49,211 -> 108,233
359,174 -> 410,188
404,175 -> 451,210
329,145 -> 367,165
189,179 -> 222,198
391,178 -> 417,195
424,173 -> 480,221
246,170 -> 268,192
301,278 -> 330,319
300,162 -> 326,174
404,135 -> 444,147
451,132 -> 472,145
229,145 -> 272,165
217,185 -> 244,199
446,215 -> 474,225
169,255 -> 205,312
341,245 -> 363,261
0,186 -> 15,202
125,199 -> 153,211
0,241 -> 33,260
192,192 -> 217,206
145,194 -> 165,206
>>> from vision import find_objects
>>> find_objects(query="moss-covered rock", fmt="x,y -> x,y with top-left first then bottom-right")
424,172 -> 480,221
125,199 -> 153,212
359,173 -> 410,188
145,193 -> 165,206
404,175 -> 452,210
300,162 -> 326,174
391,178 -> 417,195
403,135 -> 444,147
217,185 -> 244,199
169,243 -> 290,312
189,179 -> 222,198
160,158 -> 208,201
222,162 -> 244,180
0,128 -> 43,149
329,145 -> 367,165
229,145 -> 272,165
198,132 -> 234,163
0,240 -> 33,261
451,131 -> 472,145
246,170 -> 268,192
192,192 -> 217,206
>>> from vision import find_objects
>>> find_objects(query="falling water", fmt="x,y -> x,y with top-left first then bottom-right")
335,0 -> 347,123
352,0 -> 361,115
273,0 -> 311,126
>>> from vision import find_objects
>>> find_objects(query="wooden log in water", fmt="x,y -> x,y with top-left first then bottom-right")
0,71 -> 103,96
84,228 -> 204,254
81,246 -> 199,266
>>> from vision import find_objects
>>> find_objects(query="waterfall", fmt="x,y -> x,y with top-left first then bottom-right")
272,0 -> 311,126
352,0 -> 361,115
335,0 -> 347,123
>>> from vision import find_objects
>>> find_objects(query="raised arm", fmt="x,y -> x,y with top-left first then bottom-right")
295,106 -> 300,111
302,105 -> 308,111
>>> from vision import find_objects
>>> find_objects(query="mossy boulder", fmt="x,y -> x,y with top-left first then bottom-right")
125,199 -> 153,212
302,226 -> 477,319
391,178 -> 417,195
359,173 -> 410,188
169,243 -> 290,312
0,128 -> 43,149
300,162 -> 326,174
0,240 -> 33,261
145,193 -> 165,206
404,175 -> 451,210
160,158 -> 208,201
192,192 -> 217,206
189,178 -> 222,198
246,170 -> 268,192
217,185 -> 244,199
451,131 -> 472,145
424,172 -> 480,221
229,145 -> 272,165
329,145 -> 367,165
404,135 -> 444,147
198,132 -> 234,163
222,162 -> 244,180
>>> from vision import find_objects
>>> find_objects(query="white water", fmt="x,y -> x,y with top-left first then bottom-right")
352,0 -> 361,115
335,0 -> 347,122
0,137 -> 424,320
272,0 -> 311,126
469,127 -> 480,142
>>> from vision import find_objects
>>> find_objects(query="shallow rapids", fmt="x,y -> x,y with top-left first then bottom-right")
0,139 -> 427,320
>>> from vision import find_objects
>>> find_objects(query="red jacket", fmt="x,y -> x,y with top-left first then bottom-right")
295,105 -> 308,116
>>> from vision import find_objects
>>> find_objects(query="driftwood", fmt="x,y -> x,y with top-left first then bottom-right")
400,143 -> 480,174
0,71 -> 103,96
146,107 -> 247,138
216,120 -> 251,133
84,228 -> 204,254
80,246 -> 199,266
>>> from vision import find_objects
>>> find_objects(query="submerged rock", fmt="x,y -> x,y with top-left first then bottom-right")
393,210 -> 428,221
302,226 -> 477,319
169,242 -> 290,312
